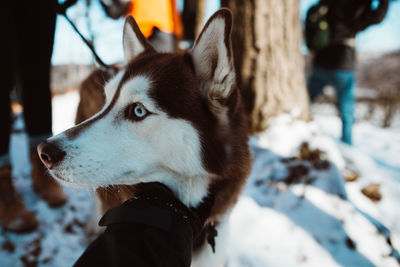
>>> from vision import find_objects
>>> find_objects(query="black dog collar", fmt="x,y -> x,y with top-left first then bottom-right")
98,182 -> 216,248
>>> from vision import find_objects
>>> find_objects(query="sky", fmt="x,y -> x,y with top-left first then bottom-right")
52,0 -> 400,65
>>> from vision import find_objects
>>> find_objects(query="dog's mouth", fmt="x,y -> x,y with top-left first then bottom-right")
46,162 -> 141,190
47,168 -> 70,184
48,169 -> 65,181
38,140 -> 91,188
48,169 -> 91,189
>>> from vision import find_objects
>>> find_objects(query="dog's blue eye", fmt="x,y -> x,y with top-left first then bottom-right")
134,104 -> 147,118
125,102 -> 150,121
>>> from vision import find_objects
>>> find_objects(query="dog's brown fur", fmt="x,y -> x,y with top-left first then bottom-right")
77,61 -> 251,220
75,10 -> 251,252
75,69 -> 108,125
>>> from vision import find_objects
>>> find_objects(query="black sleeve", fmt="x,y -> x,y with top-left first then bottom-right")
73,197 -> 194,267
356,0 -> 389,31
73,224 -> 170,267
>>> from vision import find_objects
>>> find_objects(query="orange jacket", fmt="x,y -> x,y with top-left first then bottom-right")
126,0 -> 183,38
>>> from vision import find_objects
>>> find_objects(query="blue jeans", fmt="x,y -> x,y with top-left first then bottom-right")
307,66 -> 355,145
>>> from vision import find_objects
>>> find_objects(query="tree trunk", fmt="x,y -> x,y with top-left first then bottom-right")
182,0 -> 197,42
195,0 -> 206,36
221,0 -> 311,132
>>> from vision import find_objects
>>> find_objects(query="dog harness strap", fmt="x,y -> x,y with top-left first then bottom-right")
132,182 -> 204,237
206,223 -> 218,253
191,180 -> 223,253
98,182 -> 202,236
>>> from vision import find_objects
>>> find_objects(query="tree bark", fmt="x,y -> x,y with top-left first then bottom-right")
182,0 -> 197,41
194,0 -> 206,37
221,0 -> 311,132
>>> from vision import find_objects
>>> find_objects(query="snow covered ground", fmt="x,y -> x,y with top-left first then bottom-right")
1,91 -> 399,266
228,112 -> 400,267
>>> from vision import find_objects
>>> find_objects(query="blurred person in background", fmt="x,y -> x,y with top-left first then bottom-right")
306,0 -> 389,145
0,0 -> 70,233
101,0 -> 183,51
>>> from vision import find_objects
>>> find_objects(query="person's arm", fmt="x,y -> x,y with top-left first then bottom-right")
357,0 -> 389,31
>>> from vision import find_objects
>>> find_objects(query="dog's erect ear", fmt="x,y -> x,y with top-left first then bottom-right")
123,16 -> 155,63
191,9 -> 235,101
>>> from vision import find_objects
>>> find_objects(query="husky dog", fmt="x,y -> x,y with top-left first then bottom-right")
38,9 -> 251,266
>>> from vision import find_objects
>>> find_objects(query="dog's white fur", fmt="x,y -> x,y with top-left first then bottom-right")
123,19 -> 145,63
193,17 -> 235,100
48,73 -> 210,207
46,10 -> 239,266
48,10 -> 234,208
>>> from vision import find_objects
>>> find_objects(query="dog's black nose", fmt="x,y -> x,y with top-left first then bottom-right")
37,141 -> 66,169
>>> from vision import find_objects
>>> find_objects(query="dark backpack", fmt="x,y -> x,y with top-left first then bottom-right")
305,2 -> 330,52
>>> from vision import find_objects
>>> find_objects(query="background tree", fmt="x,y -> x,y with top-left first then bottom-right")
182,0 -> 197,42
195,0 -> 206,36
221,0 -> 311,132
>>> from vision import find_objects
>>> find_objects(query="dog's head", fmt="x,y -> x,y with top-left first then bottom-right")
38,9 -> 249,207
